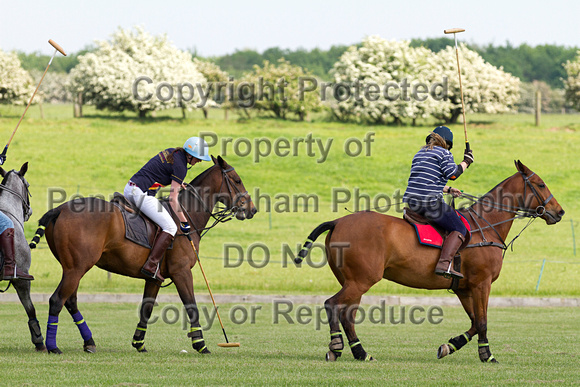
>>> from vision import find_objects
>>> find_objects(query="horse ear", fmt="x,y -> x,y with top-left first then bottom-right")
0,167 -> 5,178
515,160 -> 527,173
211,155 -> 217,165
217,155 -> 226,169
19,162 -> 28,177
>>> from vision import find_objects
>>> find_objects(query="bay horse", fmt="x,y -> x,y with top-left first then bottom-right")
0,163 -> 45,351
296,161 -> 564,362
30,156 -> 256,354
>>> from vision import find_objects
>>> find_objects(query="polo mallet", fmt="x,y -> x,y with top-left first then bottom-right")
185,234 -> 240,348
443,28 -> 469,152
0,39 -> 67,165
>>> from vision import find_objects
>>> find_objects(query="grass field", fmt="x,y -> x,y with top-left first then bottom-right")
0,104 -> 578,298
0,302 -> 579,385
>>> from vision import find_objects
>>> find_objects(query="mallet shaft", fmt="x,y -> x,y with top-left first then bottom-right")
187,236 -> 229,342
6,49 -> 57,149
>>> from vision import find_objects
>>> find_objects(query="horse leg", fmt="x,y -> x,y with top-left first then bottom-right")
132,280 -> 160,353
472,281 -> 498,363
172,270 -> 210,354
64,290 -> 96,353
437,289 -> 476,359
337,283 -> 374,361
46,270 -> 84,354
11,279 -> 46,351
324,289 -> 345,362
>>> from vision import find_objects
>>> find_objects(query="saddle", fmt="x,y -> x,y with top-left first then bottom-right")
403,207 -> 471,251
110,193 -> 173,250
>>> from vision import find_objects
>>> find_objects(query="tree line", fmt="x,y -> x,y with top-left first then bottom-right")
16,39 -> 578,88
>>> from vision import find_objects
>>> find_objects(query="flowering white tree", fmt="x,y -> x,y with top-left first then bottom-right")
330,37 -> 444,124
564,50 -> 580,110
432,44 -> 520,123
0,49 -> 35,106
70,27 -> 206,117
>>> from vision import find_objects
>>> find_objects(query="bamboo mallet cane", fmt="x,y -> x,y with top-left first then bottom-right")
443,28 -> 470,152
0,40 -> 67,165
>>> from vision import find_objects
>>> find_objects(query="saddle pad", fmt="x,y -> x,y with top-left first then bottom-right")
112,202 -> 153,249
111,195 -> 175,250
411,211 -> 471,249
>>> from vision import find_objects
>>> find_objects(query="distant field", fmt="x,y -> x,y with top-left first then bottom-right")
0,104 -> 578,297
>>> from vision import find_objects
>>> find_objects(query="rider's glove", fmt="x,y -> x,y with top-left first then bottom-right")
180,222 -> 191,234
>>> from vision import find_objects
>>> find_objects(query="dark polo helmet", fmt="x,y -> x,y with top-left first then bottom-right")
427,126 -> 453,150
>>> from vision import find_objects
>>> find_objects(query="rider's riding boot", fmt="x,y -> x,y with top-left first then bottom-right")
435,231 -> 464,280
140,231 -> 173,282
1,228 -> 34,280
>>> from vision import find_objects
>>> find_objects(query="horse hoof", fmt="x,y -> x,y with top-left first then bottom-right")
48,347 -> 63,355
364,354 -> 375,361
35,344 -> 47,352
84,345 -> 97,353
137,347 -> 148,353
326,351 -> 338,362
437,344 -> 450,359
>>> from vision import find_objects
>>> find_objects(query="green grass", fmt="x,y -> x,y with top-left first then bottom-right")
0,302 -> 578,385
0,104 -> 579,297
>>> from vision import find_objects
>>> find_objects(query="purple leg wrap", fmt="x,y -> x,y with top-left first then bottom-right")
72,311 -> 92,341
46,315 -> 58,350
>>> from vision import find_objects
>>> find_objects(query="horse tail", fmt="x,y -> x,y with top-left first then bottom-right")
29,207 -> 61,249
295,220 -> 336,264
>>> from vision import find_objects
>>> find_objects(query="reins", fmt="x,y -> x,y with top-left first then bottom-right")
457,170 -> 553,256
179,166 -> 245,239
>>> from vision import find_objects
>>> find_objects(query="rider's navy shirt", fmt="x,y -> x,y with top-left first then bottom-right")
403,146 -> 458,204
130,148 -> 188,196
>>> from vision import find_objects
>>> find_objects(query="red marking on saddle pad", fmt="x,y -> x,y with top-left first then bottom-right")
412,211 -> 471,248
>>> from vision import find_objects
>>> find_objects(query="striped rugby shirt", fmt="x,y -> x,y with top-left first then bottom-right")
403,146 -> 459,204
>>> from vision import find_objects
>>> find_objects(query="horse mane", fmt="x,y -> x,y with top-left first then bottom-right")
189,164 -> 219,187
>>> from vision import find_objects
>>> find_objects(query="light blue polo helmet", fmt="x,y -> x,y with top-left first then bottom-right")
183,137 -> 211,161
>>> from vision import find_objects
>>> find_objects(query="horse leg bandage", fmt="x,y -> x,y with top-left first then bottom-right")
349,338 -> 372,361
71,311 -> 92,341
45,315 -> 58,350
189,326 -> 209,354
132,325 -> 147,352
448,331 -> 472,353
478,339 -> 496,363
329,331 -> 344,357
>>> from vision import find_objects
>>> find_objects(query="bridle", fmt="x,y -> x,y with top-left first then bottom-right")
180,165 -> 249,238
458,170 -> 554,254
0,171 -> 32,226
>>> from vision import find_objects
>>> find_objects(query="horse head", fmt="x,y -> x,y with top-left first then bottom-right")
183,156 -> 256,222
512,160 -> 564,225
210,155 -> 256,220
0,162 -> 32,223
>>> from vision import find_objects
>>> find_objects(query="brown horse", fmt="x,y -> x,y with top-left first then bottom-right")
30,156 -> 256,354
295,161 -> 564,362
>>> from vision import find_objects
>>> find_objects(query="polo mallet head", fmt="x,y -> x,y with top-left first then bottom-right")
0,39 -> 67,165
444,28 -> 469,152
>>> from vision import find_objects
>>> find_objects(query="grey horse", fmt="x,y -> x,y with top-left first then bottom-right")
0,163 -> 45,351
